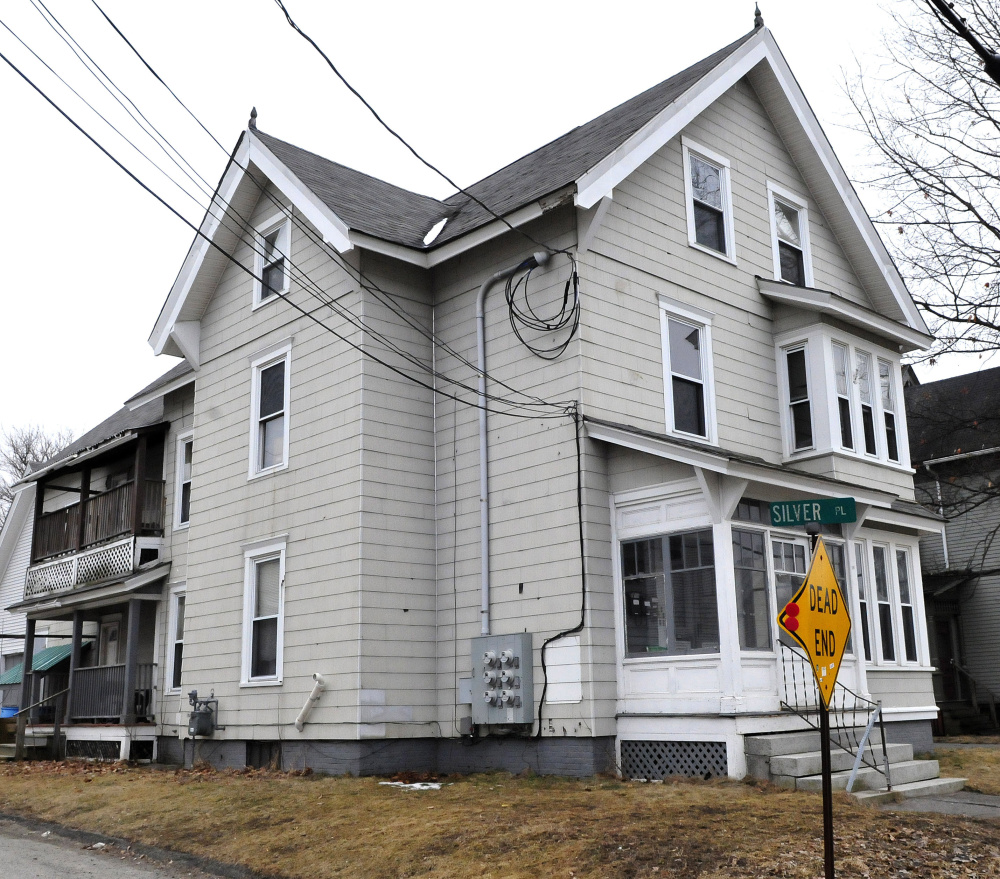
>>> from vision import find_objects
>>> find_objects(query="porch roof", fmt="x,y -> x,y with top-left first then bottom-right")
0,641 -> 91,685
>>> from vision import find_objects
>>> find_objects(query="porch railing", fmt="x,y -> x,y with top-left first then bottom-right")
780,643 -> 892,790
32,479 -> 165,563
70,663 -> 156,723
952,659 -> 1000,730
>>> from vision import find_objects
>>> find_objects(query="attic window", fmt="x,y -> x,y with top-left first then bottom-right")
682,138 -> 734,262
767,183 -> 812,287
253,214 -> 291,307
423,218 -> 448,247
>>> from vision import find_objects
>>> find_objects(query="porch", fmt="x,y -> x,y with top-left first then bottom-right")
18,662 -> 158,725
24,427 -> 167,597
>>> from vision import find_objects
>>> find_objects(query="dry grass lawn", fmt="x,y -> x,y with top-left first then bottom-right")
935,745 -> 1000,796
0,761 -> 998,878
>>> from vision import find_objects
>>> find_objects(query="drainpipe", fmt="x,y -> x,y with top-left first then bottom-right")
923,462 -> 949,569
476,252 -> 550,635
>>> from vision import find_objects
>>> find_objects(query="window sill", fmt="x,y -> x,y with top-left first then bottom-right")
240,678 -> 283,688
248,462 -> 289,481
783,447 -> 915,474
865,663 -> 928,672
687,240 -> 737,267
623,652 -> 721,665
251,291 -> 288,312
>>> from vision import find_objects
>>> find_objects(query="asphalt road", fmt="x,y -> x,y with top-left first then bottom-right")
0,819 -> 230,879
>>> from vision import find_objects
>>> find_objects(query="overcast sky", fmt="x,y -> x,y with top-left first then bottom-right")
0,0 -> 973,440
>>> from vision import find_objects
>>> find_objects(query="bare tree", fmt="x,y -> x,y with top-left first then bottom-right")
849,0 -> 1000,360
0,425 -> 73,530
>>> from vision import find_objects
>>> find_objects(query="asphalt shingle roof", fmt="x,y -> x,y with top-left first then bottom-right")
904,366 -> 1000,464
253,29 -> 759,250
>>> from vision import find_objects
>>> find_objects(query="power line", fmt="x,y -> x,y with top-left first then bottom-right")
0,45 -> 571,421
271,0 -> 570,257
12,3 -> 567,414
78,0 -> 576,409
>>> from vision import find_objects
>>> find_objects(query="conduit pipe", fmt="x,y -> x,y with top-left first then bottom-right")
294,673 -> 327,731
476,252 -> 550,635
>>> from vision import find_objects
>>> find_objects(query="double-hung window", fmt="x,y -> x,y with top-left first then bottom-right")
659,298 -> 716,443
621,530 -> 719,657
175,433 -> 193,527
896,549 -> 918,662
832,343 -> 854,450
682,139 -> 734,260
853,543 -> 873,662
879,359 -> 900,462
249,343 -> 292,477
253,215 -> 291,306
784,346 -> 813,451
168,588 -> 185,691
855,351 -> 878,456
767,184 -> 812,287
242,540 -> 286,684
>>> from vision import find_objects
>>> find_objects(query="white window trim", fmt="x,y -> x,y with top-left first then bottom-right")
681,137 -> 736,264
174,431 -> 194,530
248,342 -> 292,479
166,583 -> 185,694
658,295 -> 718,445
252,212 -> 291,309
766,181 -> 813,288
241,538 -> 286,686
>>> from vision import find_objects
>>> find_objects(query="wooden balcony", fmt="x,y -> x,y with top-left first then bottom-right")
32,479 -> 165,564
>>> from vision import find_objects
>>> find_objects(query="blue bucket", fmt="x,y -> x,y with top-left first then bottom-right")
0,707 -> 17,718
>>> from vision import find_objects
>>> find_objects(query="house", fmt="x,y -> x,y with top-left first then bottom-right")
12,19 -> 942,778
906,366 -> 1000,733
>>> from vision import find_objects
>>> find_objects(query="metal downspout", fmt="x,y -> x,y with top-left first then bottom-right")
476,252 -> 549,635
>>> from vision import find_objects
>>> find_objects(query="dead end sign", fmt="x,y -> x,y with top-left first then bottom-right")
778,536 -> 852,707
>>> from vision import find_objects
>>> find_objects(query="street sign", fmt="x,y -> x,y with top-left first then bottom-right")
777,536 -> 852,707
770,497 -> 857,528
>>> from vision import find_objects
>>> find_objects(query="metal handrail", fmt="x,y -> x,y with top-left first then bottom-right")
14,687 -> 69,761
12,686 -> 69,718
779,643 -> 893,790
951,659 -> 999,729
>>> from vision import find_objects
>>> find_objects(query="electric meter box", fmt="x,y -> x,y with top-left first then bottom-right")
472,632 -> 533,725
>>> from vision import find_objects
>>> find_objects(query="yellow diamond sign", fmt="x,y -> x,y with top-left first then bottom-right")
777,536 -> 852,708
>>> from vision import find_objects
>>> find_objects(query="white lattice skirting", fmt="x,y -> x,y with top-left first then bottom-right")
25,537 -> 134,597
620,740 -> 728,780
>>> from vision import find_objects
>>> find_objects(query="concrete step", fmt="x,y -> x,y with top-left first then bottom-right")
770,742 -> 912,779
745,727 -> 871,758
795,759 -> 941,793
852,776 -> 968,805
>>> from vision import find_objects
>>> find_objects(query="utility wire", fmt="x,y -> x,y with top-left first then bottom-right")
14,4 -> 564,414
272,0 -> 570,257
0,45 -> 571,421
81,0 -> 574,409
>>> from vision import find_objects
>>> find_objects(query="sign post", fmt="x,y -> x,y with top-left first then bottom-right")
777,533 -> 853,879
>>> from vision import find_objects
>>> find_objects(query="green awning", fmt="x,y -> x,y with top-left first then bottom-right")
0,642 -> 88,685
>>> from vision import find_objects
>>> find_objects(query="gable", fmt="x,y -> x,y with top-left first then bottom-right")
148,25 -> 929,363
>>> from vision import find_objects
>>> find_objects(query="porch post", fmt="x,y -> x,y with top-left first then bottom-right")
31,482 -> 44,563
132,435 -> 148,536
76,466 -> 91,553
15,618 -> 37,760
121,598 -> 141,724
66,611 -> 84,724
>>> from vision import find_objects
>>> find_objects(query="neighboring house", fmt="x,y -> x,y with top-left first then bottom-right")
0,483 -> 38,708
13,20 -> 941,777
906,366 -> 1000,733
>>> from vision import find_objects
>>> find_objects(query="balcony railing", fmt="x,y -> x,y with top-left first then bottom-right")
32,479 -> 165,563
